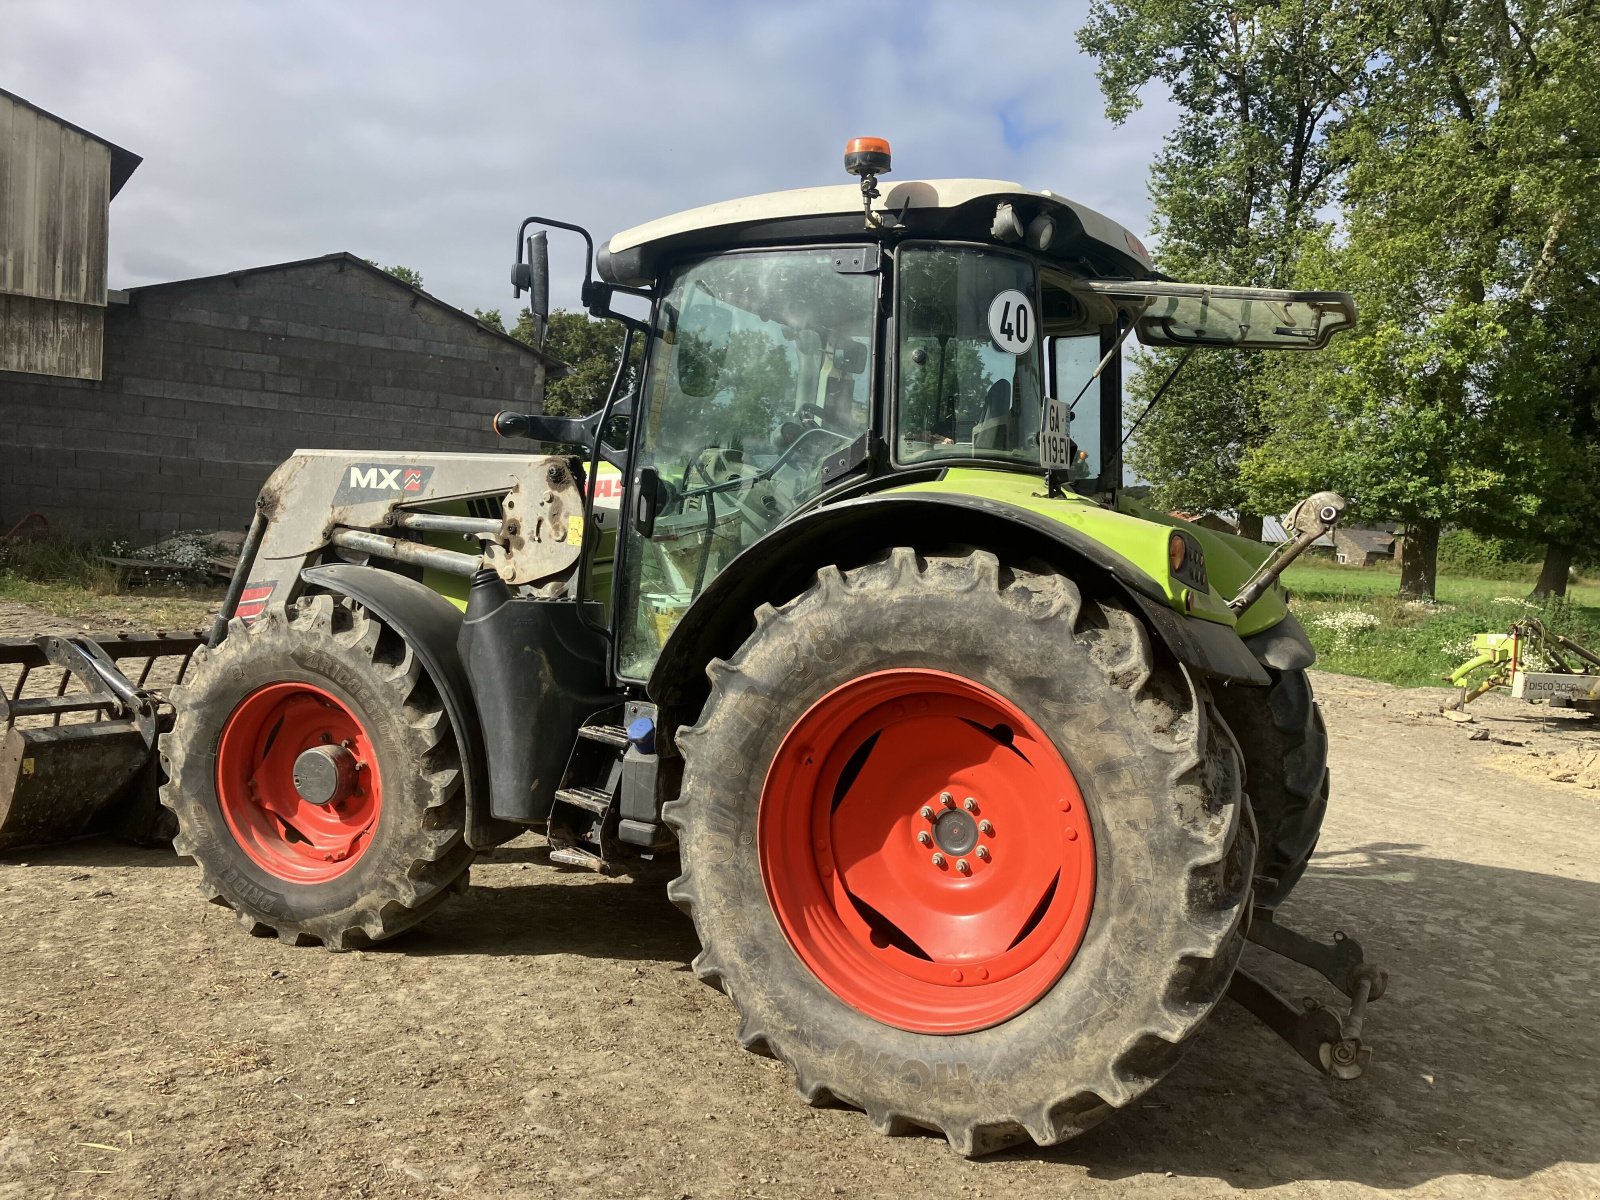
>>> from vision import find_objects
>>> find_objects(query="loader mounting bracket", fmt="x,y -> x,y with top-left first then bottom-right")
1228,916 -> 1388,1080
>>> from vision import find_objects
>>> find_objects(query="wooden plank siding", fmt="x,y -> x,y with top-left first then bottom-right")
0,293 -> 103,379
0,92 -> 113,379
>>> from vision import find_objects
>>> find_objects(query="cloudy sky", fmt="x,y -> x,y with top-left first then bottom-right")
6,1 -> 1176,318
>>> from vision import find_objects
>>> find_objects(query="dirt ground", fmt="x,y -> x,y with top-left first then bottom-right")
2,597 -> 1597,1199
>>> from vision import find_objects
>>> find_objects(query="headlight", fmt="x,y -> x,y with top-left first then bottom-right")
1168,531 -> 1208,591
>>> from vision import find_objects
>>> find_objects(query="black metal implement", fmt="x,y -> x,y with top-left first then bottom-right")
1,630 -> 204,850
1228,915 -> 1389,1080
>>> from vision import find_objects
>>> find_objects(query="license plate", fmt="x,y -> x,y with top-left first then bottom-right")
1039,397 -> 1074,470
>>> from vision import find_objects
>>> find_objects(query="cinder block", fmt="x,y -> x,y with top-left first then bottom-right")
56,466 -> 102,490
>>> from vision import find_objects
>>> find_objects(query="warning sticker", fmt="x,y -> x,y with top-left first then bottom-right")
987,289 -> 1036,355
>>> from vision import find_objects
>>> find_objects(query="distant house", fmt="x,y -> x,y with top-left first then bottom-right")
1262,515 -> 1336,549
1169,510 -> 1238,535
1332,526 -> 1401,567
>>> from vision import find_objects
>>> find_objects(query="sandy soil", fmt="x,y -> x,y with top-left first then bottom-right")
2,604 -> 1596,1198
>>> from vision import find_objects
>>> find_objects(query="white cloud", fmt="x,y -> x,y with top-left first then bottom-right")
5,0 -> 1177,316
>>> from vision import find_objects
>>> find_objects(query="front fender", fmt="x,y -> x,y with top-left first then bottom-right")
300,564 -> 510,849
648,493 -> 1270,736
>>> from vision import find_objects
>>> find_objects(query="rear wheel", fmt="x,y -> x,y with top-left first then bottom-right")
1215,667 -> 1328,910
160,595 -> 473,948
666,549 -> 1254,1155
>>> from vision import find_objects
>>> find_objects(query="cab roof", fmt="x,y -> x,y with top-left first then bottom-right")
597,178 -> 1159,288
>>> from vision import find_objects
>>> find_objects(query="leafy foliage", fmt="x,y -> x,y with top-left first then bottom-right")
510,308 -> 642,418
363,261 -> 425,289
1078,1 -> 1369,529
1082,0 -> 1600,598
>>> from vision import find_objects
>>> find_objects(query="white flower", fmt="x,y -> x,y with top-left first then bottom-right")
1308,608 -> 1382,650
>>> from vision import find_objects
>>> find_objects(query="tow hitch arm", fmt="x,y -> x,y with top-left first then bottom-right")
1228,916 -> 1389,1079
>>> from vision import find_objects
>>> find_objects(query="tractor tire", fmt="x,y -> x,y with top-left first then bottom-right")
160,595 -> 474,948
665,548 -> 1254,1156
1214,667 -> 1329,910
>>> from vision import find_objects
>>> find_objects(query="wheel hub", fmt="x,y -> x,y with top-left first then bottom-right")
930,805 -> 980,858
292,744 -> 358,807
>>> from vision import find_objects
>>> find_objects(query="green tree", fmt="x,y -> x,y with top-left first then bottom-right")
1494,215 -> 1600,596
363,260 -> 425,289
473,307 -> 506,334
511,308 -> 641,418
1243,0 -> 1599,597
1078,0 -> 1370,538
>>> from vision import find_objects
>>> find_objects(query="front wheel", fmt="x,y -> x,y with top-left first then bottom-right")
160,595 -> 474,948
665,549 -> 1255,1155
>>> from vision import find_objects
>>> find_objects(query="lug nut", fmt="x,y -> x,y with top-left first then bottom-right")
917,831 -> 932,846
963,797 -> 978,812
956,858 -> 971,875
976,846 -> 990,861
940,792 -> 955,809
931,853 -> 946,868
979,820 -> 994,836
920,806 -> 935,821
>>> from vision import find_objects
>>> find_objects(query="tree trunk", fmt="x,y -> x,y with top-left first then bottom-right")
1236,512 -> 1264,542
1530,542 -> 1574,599
1397,519 -> 1440,599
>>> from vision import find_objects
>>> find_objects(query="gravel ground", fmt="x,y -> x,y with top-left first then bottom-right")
2,601 -> 1596,1198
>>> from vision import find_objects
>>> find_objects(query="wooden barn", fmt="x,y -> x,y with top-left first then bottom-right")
0,87 -> 142,381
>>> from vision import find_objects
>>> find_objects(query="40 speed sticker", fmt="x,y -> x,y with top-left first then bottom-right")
987,289 -> 1035,354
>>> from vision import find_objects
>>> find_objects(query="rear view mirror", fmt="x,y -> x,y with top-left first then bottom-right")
511,232 -> 551,347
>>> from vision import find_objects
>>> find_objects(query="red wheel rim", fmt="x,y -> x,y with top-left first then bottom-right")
215,682 -> 382,884
759,669 -> 1094,1033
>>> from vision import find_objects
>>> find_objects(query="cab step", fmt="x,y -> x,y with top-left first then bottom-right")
549,845 -> 607,871
546,715 -> 627,872
576,724 -> 630,749
554,785 -> 613,815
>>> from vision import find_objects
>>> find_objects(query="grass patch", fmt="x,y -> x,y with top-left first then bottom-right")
0,534 -> 221,630
1282,561 -> 1600,687
0,535 -> 121,594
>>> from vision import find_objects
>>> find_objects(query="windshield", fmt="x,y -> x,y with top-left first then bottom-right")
617,249 -> 877,679
895,245 -> 1044,467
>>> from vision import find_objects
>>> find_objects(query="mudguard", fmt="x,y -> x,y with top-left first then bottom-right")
1242,611 -> 1317,672
300,564 -> 513,850
648,492 -> 1272,732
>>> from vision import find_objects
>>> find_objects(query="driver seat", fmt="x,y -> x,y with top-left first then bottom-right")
972,379 -> 1014,451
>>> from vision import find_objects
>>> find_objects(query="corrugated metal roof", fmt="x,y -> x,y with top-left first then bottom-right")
126,252 -> 561,366
1262,516 -> 1336,547
0,87 -> 141,198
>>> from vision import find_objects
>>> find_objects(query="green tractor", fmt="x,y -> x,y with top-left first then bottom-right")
144,139 -> 1381,1154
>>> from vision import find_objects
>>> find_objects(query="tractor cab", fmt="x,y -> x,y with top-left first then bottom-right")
529,144 -> 1355,681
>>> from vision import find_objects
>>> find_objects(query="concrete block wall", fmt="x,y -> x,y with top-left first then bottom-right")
0,256 -> 546,535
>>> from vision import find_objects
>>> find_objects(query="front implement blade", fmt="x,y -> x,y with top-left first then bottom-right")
0,631 -> 203,851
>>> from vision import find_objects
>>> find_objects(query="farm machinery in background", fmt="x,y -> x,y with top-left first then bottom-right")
0,139 -> 1390,1155
1448,618 -> 1600,712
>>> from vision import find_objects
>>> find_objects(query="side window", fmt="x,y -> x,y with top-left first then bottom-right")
1050,335 -> 1102,487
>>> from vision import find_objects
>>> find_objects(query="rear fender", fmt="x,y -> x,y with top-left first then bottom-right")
648,494 -> 1270,739
300,564 -> 514,850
